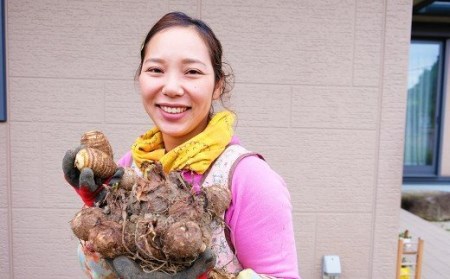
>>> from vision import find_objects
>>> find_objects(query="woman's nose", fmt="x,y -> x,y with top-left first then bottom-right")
162,74 -> 183,97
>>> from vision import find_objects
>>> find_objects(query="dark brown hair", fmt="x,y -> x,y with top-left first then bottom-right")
137,12 -> 233,100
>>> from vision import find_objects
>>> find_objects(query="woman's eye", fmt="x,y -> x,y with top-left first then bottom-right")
186,69 -> 201,75
147,68 -> 163,73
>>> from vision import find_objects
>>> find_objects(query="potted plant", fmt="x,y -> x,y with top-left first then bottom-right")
399,230 -> 413,279
399,230 -> 412,249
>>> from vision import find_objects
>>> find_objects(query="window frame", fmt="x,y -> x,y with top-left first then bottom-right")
403,21 -> 450,183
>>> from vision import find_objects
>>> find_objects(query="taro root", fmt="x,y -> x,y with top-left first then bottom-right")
119,167 -> 137,191
70,207 -> 106,241
134,217 -> 166,260
121,220 -> 138,252
204,186 -> 232,217
80,130 -> 113,158
75,147 -> 117,178
208,269 -> 236,279
168,198 -> 204,223
89,220 -> 123,258
163,221 -> 205,259
199,224 -> 212,248
75,130 -> 118,179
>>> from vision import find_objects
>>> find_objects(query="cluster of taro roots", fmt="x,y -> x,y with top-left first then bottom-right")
71,163 -> 231,274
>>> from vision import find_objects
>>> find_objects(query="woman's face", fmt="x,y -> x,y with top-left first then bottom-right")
139,27 -> 221,151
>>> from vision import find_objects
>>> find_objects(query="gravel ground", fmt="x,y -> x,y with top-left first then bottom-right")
401,186 -> 450,234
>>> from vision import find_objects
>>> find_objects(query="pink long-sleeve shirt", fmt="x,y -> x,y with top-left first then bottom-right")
117,142 -> 300,279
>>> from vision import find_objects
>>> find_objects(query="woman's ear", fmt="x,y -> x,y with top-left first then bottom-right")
212,78 -> 224,100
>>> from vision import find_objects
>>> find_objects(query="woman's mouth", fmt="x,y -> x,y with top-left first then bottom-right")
159,105 -> 189,114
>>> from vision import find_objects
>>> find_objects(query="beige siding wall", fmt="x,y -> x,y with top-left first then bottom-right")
0,1 -> 412,278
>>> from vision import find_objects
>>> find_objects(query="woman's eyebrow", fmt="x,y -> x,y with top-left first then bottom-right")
143,57 -> 207,67
182,58 -> 207,67
143,58 -> 164,64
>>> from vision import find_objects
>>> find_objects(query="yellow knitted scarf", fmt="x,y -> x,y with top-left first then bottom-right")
131,111 -> 235,174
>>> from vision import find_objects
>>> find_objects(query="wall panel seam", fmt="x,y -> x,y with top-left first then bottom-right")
370,0 -> 388,277
289,86 -> 293,128
6,76 -> 382,88
234,81 -> 379,88
351,0 -> 357,86
8,76 -> 134,81
313,214 -> 317,277
5,0 -> 14,276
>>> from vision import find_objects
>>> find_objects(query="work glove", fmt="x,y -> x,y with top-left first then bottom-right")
62,145 -> 124,207
109,248 -> 216,279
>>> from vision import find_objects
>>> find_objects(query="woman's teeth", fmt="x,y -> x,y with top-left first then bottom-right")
160,106 -> 187,114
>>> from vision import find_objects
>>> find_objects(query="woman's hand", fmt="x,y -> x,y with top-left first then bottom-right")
62,145 -> 124,206
109,248 -> 216,279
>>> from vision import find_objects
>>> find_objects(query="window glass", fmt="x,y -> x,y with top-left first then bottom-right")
404,41 -> 442,171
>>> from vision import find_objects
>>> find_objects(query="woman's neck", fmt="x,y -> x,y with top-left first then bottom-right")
161,118 -> 209,152
162,135 -> 180,152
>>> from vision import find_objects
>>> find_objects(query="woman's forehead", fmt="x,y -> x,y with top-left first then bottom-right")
144,27 -> 210,63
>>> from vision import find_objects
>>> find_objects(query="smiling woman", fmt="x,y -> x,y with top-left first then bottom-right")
63,11 -> 300,279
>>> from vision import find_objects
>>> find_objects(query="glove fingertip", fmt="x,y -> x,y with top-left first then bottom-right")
111,256 -> 143,279
95,189 -> 107,204
62,150 -> 75,171
115,167 -> 125,175
199,248 -> 216,269
79,168 -> 98,192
